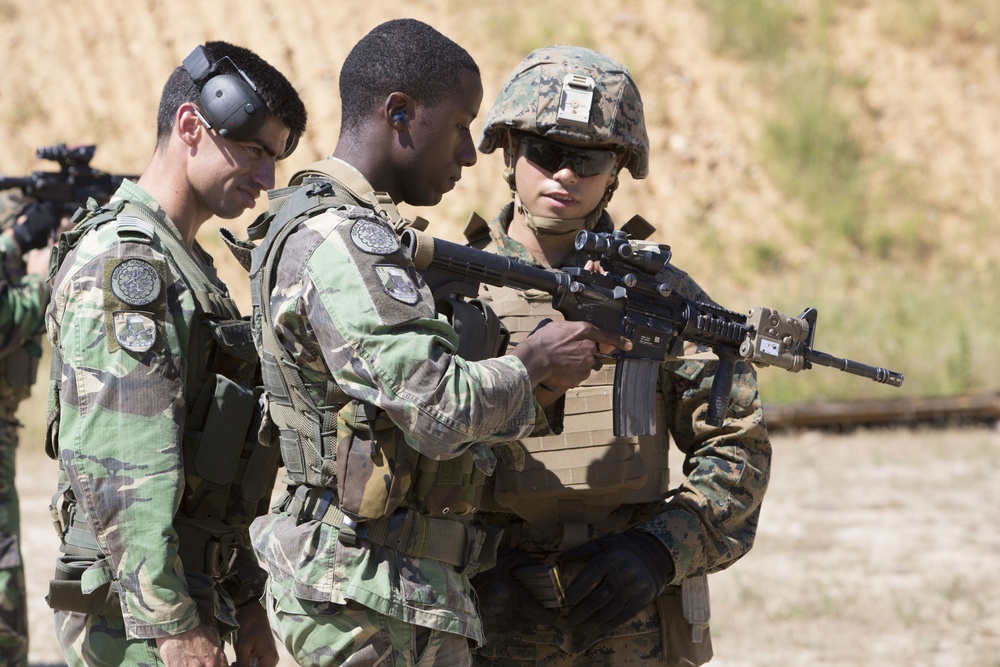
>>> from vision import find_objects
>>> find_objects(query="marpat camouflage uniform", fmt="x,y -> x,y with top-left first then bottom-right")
45,180 -> 276,665
470,206 -> 771,666
0,194 -> 48,667
249,159 -> 546,666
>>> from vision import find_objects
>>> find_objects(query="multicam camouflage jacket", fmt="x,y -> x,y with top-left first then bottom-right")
476,204 -> 772,580
46,180 -> 272,639
249,158 -> 543,644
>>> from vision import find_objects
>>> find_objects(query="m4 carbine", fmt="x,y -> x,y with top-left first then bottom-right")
401,227 -> 904,436
0,144 -> 138,215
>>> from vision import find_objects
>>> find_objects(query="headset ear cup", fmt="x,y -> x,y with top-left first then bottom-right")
199,74 -> 266,141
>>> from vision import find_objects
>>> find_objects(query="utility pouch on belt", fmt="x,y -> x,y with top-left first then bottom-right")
657,576 -> 713,667
336,400 -> 418,521
511,563 -> 566,608
46,555 -> 122,616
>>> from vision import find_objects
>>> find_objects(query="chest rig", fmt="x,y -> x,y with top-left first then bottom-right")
248,160 -> 507,574
46,198 -> 278,579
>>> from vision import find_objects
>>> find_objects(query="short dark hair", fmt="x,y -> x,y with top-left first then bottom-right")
339,19 -> 480,132
155,40 -> 307,147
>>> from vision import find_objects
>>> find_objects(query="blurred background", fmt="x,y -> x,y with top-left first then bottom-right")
1,1 -> 997,665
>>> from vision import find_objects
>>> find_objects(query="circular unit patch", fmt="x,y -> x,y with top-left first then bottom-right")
351,218 -> 399,255
110,258 -> 162,306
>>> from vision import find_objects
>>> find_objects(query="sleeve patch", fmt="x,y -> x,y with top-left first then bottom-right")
111,311 -> 157,352
103,256 -> 166,353
374,264 -> 420,304
350,218 -> 399,254
108,258 -> 162,306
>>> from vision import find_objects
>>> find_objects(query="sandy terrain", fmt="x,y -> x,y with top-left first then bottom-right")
14,422 -> 1000,667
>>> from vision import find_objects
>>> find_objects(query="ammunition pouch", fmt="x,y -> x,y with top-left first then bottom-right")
283,485 -> 501,576
657,577 -> 713,667
412,451 -> 488,518
335,401 -> 417,521
182,372 -> 280,527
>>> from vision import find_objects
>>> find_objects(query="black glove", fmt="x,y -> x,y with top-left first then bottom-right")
12,201 -> 61,252
471,547 -> 560,636
560,530 -> 675,636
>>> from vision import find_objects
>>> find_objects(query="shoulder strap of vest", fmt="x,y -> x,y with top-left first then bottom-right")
291,159 -> 428,233
249,183 -> 345,455
49,199 -> 125,280
120,199 -> 241,320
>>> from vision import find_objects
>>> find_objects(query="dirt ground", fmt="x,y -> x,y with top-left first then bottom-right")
15,422 -> 1000,667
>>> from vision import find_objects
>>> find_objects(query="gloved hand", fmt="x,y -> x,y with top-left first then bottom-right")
560,530 -> 675,636
471,547 -> 560,636
12,201 -> 61,252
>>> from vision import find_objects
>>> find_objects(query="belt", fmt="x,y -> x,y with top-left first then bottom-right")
283,486 -> 499,575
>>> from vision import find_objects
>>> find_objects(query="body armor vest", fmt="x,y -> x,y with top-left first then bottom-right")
248,161 -> 507,544
46,198 -> 278,577
478,263 -> 672,530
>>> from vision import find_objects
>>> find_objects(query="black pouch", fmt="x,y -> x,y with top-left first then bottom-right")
46,555 -> 122,617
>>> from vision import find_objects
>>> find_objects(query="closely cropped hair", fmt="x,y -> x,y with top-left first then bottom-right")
339,19 -> 480,132
155,40 -> 307,146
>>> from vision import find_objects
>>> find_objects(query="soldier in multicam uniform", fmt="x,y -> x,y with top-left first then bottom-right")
245,20 -> 628,667
44,41 -> 306,667
0,194 -> 65,667
463,46 -> 773,666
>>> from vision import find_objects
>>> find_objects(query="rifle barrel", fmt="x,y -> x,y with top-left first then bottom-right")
806,349 -> 904,387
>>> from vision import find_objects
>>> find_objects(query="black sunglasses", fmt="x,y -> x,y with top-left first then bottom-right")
518,135 -> 619,177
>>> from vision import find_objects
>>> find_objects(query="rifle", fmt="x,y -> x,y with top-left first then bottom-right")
400,227 -> 904,436
0,144 -> 139,215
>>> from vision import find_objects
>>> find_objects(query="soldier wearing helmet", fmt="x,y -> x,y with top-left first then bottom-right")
465,46 -> 772,666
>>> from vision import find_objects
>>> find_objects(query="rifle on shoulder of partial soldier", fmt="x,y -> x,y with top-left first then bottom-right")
400,227 -> 904,437
0,144 -> 139,215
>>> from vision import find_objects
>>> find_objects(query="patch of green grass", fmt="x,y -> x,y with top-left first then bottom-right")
700,0 -> 798,61
759,62 -> 867,250
471,4 -> 596,64
752,260 -> 1000,404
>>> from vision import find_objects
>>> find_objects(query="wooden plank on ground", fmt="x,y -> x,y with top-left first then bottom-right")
763,392 -> 1000,431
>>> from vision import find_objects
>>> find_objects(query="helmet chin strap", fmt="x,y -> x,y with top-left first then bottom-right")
515,193 -> 601,237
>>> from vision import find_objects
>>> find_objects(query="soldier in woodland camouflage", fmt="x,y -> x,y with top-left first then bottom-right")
44,41 -> 306,667
463,46 -> 773,666
0,193 -> 65,667
245,20 -> 628,667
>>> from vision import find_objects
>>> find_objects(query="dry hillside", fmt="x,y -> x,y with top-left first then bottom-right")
4,0 -> 1000,402
1,2 -> 999,666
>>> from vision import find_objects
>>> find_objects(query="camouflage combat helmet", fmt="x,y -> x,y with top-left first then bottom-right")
479,45 -> 649,179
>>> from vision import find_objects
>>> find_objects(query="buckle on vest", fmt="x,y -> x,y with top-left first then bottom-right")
309,180 -> 334,198
457,524 -> 488,576
206,539 -> 239,579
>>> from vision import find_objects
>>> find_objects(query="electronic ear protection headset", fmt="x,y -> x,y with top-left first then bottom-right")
183,45 -> 266,143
